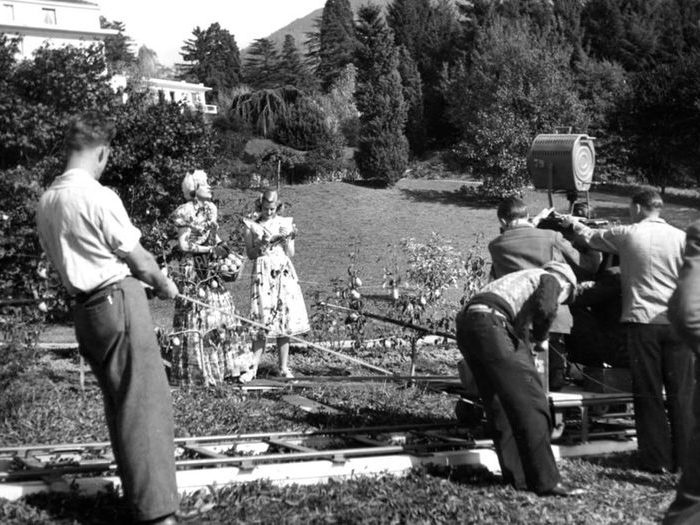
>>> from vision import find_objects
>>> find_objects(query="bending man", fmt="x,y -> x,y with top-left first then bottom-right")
456,261 -> 584,496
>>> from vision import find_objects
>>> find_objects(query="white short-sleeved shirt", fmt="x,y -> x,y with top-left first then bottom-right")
37,168 -> 141,296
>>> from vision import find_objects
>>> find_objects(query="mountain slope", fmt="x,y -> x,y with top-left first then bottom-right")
243,0 -> 391,56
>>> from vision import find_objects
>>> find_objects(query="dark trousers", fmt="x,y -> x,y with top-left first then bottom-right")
664,359 -> 700,524
456,310 -> 560,493
626,323 -> 695,472
73,277 -> 178,522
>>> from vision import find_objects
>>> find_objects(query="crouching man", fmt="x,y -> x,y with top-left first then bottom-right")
455,261 -> 584,496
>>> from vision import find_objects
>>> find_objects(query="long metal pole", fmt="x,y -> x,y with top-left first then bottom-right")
178,294 -> 394,376
318,301 -> 456,340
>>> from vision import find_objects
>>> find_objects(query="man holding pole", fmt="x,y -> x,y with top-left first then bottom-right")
36,112 -> 180,524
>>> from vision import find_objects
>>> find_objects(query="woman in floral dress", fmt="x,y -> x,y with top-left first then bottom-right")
169,170 -> 255,386
244,189 -> 310,378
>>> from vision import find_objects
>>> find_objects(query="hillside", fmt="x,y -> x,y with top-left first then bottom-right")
242,0 -> 391,57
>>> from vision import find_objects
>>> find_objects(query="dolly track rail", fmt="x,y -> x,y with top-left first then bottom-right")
0,422 -> 476,482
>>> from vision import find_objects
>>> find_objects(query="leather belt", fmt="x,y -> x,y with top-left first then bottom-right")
466,304 -> 508,320
73,281 -> 122,305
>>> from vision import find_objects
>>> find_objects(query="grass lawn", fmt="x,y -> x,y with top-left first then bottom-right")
16,178 -> 700,524
141,178 -> 700,332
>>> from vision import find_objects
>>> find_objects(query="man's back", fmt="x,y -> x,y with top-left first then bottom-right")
489,226 -> 567,277
575,218 -> 685,324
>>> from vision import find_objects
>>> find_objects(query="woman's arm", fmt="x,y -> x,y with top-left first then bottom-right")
178,226 -> 212,254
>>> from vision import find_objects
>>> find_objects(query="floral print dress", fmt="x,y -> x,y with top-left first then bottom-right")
169,201 -> 256,386
247,215 -> 310,340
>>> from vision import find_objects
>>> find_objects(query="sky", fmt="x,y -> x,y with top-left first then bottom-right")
97,0 -> 326,67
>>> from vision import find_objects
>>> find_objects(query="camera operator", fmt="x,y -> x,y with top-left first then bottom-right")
488,197 -> 601,390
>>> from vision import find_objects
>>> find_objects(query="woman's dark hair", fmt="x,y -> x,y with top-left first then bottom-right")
529,273 -> 562,341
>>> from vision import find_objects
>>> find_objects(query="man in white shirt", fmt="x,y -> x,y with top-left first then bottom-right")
37,113 -> 180,525
562,189 -> 692,474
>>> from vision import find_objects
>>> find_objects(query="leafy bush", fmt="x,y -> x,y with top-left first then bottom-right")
273,97 -> 334,152
0,42 -> 217,319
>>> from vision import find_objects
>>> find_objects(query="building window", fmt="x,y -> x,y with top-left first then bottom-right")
42,8 -> 57,25
2,3 -> 14,22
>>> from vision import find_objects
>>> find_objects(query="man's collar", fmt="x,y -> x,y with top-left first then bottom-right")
505,219 -> 534,231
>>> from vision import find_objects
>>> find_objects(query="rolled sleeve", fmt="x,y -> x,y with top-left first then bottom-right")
574,222 -> 623,254
101,189 -> 141,255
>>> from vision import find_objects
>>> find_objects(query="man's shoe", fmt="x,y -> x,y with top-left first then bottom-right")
539,482 -> 586,497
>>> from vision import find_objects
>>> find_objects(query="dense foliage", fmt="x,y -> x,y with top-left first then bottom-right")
0,41 -> 215,320
354,5 -> 409,186
178,23 -> 242,104
444,18 -> 589,198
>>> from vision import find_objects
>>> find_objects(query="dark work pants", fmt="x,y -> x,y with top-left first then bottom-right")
626,323 -> 694,472
664,359 -> 700,524
456,310 -> 560,493
73,277 -> 178,522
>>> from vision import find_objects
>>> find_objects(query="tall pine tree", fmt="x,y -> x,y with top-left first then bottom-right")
397,45 -> 426,155
354,5 -> 409,185
279,34 -> 313,89
317,0 -> 356,91
99,18 -> 136,74
178,23 -> 241,103
244,38 -> 281,89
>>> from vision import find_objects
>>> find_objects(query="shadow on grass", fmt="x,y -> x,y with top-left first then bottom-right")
302,407 -> 454,430
18,490 -> 129,525
576,451 -> 679,490
424,463 -> 505,490
343,178 -> 390,189
399,186 -> 494,209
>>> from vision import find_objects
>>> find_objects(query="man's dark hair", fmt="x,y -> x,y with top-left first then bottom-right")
64,112 -> 116,152
632,188 -> 663,210
497,196 -> 528,223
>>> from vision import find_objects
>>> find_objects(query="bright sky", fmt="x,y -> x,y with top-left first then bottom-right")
97,0 -> 326,67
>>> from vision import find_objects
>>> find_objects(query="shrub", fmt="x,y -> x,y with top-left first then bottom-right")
273,97 -> 335,151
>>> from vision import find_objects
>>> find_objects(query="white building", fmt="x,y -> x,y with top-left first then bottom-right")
146,78 -> 218,115
0,0 -> 117,58
0,0 -> 217,114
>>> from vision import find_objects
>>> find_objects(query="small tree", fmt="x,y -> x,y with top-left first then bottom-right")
228,86 -> 302,138
354,5 -> 409,185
